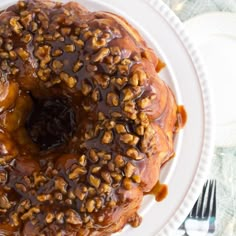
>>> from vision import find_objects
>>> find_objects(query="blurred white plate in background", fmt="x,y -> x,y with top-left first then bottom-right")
185,12 -> 236,147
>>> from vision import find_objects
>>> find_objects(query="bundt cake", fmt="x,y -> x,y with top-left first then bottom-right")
0,0 -> 182,235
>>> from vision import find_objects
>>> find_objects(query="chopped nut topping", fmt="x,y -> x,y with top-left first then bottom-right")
68,190 -> 76,199
55,177 -> 68,194
0,171 -> 7,184
66,209 -> 82,225
123,177 -> 132,190
86,199 -> 95,213
91,166 -> 101,174
126,148 -> 142,160
130,70 -> 147,86
37,68 -> 51,81
89,149 -> 99,162
60,72 -> 77,88
102,131 -> 113,144
0,194 -> 11,209
123,101 -> 137,120
73,61 -> 83,72
98,112 -> 105,121
124,162 -> 136,178
106,92 -> 119,107
110,46 -> 121,56
54,192 -> 63,201
37,194 -> 52,202
10,17 -> 23,34
21,207 -> 40,220
20,13 -> 32,27
78,154 -> 87,167
89,174 -> 101,188
101,171 -> 112,184
9,50 -> 17,60
138,97 -> 151,109
111,172 -> 122,182
75,186 -> 87,201
91,37 -> 107,50
56,212 -> 64,224
65,44 -> 75,53
115,124 -> 126,134
52,49 -> 63,57
35,45 -> 51,67
132,174 -> 141,183
92,89 -> 100,102
136,125 -> 145,136
61,27 -> 71,36
120,134 -> 139,145
94,74 -> 110,89
21,33 -> 32,43
45,212 -> 55,224
114,155 -> 125,167
69,166 -> 87,179
81,81 -> 92,96
99,183 -> 111,194
52,60 -> 64,71
11,212 -> 19,226
93,48 -> 110,62
16,48 -> 29,61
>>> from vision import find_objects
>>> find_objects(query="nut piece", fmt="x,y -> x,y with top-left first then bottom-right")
114,155 -> 125,168
64,44 -> 75,53
73,61 -> 83,72
60,72 -> 77,88
0,171 -> 7,184
0,194 -> 11,209
123,177 -> 133,190
56,212 -> 64,224
124,162 -> 136,178
69,166 -> 87,180
138,97 -> 152,109
86,199 -> 95,213
21,207 -> 40,221
101,171 -> 112,184
92,48 -> 110,62
37,194 -> 52,202
35,45 -> 51,67
74,186 -> 87,201
52,60 -> 64,71
132,174 -> 141,183
120,134 -> 139,145
136,125 -> 145,136
106,92 -> 119,107
102,131 -> 113,144
66,209 -> 82,225
126,148 -> 142,160
55,177 -> 68,194
81,81 -> 92,96
115,124 -> 126,134
129,70 -> 147,86
78,154 -> 87,167
89,175 -> 101,188
10,17 -> 23,34
45,212 -> 55,224
16,48 -> 29,61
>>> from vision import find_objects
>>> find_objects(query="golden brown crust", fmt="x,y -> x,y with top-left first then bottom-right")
0,0 -> 179,235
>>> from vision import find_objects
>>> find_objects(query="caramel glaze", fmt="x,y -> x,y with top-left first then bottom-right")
0,0 -> 183,235
146,181 -> 168,202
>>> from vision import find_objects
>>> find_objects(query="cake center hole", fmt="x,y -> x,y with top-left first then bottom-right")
26,97 -> 76,151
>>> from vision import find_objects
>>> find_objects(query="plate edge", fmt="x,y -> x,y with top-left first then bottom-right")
144,0 -> 215,235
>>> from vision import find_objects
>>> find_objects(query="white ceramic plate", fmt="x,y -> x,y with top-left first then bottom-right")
0,0 -> 214,235
185,12 -> 236,147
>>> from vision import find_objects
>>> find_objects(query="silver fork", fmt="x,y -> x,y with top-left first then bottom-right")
177,180 -> 216,235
